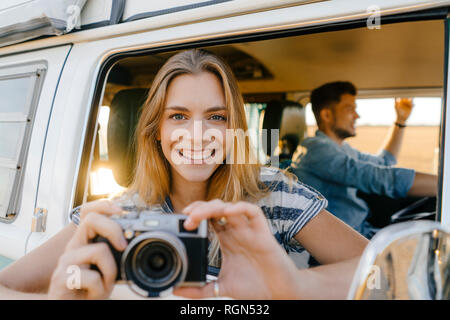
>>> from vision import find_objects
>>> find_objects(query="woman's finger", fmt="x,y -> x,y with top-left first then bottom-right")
79,199 -> 124,220
185,200 -> 265,230
66,212 -> 127,252
77,269 -> 107,299
223,202 -> 267,230
173,281 -> 217,299
58,243 -> 118,291
184,200 -> 244,230
181,200 -> 206,214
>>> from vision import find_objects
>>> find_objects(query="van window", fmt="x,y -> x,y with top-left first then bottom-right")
75,19 -> 444,213
244,103 -> 267,164
0,64 -> 45,220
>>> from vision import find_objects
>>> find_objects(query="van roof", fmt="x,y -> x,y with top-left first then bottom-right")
0,0 -> 448,57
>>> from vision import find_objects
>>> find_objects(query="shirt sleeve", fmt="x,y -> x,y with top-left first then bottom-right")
285,180 -> 328,243
356,148 -> 397,166
259,172 -> 328,253
303,144 -> 416,198
378,149 -> 397,166
69,206 -> 81,225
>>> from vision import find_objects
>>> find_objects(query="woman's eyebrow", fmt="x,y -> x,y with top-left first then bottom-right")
205,106 -> 227,113
165,106 -> 226,112
165,106 -> 190,112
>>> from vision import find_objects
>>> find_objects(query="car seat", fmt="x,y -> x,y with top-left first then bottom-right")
262,100 -> 306,165
107,88 -> 148,187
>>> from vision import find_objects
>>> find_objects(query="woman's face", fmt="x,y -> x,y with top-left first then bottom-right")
159,71 -> 228,183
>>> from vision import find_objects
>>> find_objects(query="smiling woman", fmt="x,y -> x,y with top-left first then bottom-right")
0,0 -> 448,301
130,50 -> 262,209
124,49 -> 274,267
45,49 -> 367,299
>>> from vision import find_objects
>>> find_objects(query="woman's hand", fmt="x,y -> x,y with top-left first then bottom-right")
48,201 -> 128,299
77,199 -> 125,222
173,200 -> 301,299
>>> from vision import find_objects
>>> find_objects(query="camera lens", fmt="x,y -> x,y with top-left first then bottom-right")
149,252 -> 165,270
137,242 -> 174,281
122,232 -> 188,296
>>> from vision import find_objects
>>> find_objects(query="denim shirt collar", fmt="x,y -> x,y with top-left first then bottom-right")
311,130 -> 345,148
316,130 -> 342,144
315,130 -> 327,138
302,129 -> 337,148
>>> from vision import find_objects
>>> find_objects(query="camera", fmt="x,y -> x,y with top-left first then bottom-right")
92,211 -> 208,297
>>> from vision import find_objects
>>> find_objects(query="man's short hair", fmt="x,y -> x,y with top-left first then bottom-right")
310,81 -> 357,125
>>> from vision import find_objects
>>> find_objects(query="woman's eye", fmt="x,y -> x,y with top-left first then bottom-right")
210,114 -> 227,121
170,113 -> 186,120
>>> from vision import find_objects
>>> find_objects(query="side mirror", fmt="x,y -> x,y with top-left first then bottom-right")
347,220 -> 449,300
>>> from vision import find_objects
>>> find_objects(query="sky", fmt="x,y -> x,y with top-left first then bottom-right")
305,97 -> 442,126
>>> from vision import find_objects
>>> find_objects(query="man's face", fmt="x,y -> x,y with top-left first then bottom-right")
328,93 -> 359,139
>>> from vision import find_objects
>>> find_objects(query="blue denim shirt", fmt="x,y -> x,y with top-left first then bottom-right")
292,130 -> 416,237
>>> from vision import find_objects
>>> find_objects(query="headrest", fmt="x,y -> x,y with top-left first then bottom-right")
107,88 -> 148,187
262,100 -> 305,158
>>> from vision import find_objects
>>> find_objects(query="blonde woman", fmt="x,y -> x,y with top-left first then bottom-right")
0,49 -> 367,299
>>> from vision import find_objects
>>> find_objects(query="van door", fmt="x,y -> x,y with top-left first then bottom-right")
0,45 -> 72,265
439,20 -> 450,229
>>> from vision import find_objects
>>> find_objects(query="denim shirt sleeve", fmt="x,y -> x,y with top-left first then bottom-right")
355,148 -> 397,166
303,144 -> 415,198
378,149 -> 397,166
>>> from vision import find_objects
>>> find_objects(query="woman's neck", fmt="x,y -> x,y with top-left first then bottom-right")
169,171 -> 208,213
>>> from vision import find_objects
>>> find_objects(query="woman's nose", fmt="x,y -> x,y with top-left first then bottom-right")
188,119 -> 206,149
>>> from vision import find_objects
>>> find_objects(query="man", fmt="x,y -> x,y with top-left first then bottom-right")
293,81 -> 437,239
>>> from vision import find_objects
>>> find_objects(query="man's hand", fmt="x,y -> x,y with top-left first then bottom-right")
173,200 -> 301,300
395,98 -> 413,125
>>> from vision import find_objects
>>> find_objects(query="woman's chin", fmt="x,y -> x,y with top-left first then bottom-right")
173,165 -> 218,183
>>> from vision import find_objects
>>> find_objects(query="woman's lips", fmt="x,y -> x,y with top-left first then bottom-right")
178,149 -> 216,163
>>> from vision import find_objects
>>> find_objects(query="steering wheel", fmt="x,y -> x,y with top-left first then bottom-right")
390,197 -> 436,224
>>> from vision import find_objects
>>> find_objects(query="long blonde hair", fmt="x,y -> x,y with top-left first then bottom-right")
129,49 -> 268,265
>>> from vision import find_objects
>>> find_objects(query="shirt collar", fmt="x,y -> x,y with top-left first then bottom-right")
315,129 -> 328,138
162,196 -> 174,213
315,129 -> 348,148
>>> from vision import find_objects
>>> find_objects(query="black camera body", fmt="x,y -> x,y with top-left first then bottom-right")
93,211 -> 208,297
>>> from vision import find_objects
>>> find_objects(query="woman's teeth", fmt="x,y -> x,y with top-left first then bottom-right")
178,149 -> 215,161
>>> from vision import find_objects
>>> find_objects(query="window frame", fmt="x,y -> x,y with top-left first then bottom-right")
73,7 -> 449,227
0,62 -> 47,222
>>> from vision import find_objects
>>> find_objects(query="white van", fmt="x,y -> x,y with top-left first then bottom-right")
0,0 -> 449,298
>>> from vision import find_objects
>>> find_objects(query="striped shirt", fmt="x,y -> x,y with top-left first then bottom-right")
257,166 -> 327,253
70,166 -> 328,255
